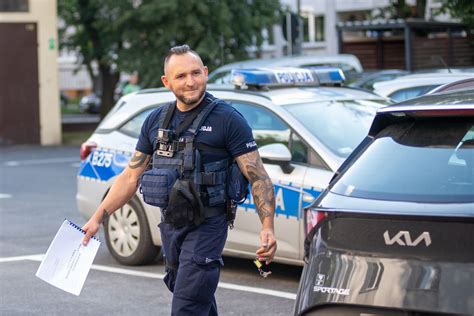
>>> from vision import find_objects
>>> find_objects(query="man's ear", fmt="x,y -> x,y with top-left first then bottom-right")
204,66 -> 208,77
161,75 -> 170,88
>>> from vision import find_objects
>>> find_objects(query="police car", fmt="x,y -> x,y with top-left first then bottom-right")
208,54 -> 364,84
77,67 -> 389,266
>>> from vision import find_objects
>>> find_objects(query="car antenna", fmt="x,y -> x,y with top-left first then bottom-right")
432,56 -> 452,73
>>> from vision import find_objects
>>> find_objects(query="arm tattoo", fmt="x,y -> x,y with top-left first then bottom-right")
128,151 -> 148,169
236,152 -> 275,223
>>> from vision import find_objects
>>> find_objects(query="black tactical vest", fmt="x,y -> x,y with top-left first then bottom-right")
155,97 -> 229,220
139,96 -> 248,227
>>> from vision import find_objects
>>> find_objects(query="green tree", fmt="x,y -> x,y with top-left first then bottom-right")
438,0 -> 474,32
59,0 -> 281,117
370,0 -> 412,19
371,0 -> 428,20
59,0 -> 131,117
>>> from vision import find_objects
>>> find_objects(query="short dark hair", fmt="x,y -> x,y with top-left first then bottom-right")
164,44 -> 201,68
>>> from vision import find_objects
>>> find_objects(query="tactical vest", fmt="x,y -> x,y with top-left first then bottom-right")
140,96 -> 240,227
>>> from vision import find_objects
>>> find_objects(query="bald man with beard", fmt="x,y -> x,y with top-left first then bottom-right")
82,45 -> 277,315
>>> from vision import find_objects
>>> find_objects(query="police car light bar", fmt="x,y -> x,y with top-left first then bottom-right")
230,67 -> 345,89
305,66 -> 346,85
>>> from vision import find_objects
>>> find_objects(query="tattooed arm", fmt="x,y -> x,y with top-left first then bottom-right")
236,150 -> 277,264
82,150 -> 150,245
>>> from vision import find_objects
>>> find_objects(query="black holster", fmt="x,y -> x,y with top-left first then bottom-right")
165,178 -> 204,228
226,200 -> 238,229
225,162 -> 249,228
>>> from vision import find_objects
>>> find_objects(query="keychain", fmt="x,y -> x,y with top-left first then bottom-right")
253,258 -> 272,278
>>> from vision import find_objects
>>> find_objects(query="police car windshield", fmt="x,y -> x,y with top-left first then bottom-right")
284,100 -> 384,158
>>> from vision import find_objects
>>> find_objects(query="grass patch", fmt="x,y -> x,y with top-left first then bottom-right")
62,130 -> 94,145
61,103 -> 82,115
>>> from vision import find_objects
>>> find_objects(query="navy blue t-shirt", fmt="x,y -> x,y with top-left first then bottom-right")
136,92 -> 257,162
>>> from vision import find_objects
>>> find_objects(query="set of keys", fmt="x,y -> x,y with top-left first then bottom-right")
253,258 -> 272,278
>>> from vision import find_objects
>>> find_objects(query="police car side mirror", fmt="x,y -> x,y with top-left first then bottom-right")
259,143 -> 295,174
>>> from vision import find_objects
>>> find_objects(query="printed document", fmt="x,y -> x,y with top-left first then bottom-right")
36,219 -> 100,296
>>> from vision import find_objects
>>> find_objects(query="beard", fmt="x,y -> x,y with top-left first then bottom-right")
176,86 -> 206,106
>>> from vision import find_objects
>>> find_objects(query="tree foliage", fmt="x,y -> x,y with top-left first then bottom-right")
59,0 -> 281,116
438,0 -> 474,32
371,0 -> 426,20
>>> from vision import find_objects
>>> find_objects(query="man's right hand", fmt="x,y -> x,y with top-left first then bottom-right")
82,216 -> 101,246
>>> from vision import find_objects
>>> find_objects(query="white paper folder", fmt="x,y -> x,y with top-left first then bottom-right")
36,219 -> 100,296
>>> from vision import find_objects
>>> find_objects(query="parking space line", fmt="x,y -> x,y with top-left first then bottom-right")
91,264 -> 296,299
0,254 -> 44,262
217,282 -> 296,300
91,264 -> 165,279
0,254 -> 296,300
4,157 -> 78,166
0,193 -> 13,199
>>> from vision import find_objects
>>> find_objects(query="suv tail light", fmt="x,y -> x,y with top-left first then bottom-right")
80,141 -> 97,160
304,205 -> 327,237
411,109 -> 474,117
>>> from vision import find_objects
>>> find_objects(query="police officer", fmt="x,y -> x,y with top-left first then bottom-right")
82,45 -> 277,315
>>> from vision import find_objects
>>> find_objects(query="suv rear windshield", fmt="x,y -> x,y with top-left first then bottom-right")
331,119 -> 474,203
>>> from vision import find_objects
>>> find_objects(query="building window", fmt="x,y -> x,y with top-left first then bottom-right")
301,12 -> 314,43
315,16 -> 324,41
301,12 -> 324,43
302,15 -> 310,42
0,0 -> 28,12
263,26 -> 275,45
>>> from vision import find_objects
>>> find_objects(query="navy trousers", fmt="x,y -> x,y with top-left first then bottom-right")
159,213 -> 228,316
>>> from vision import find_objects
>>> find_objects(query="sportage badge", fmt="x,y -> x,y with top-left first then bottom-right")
313,273 -> 350,295
383,231 -> 432,247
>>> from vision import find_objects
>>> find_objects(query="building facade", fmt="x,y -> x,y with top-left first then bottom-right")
0,0 -> 60,145
261,0 -> 454,59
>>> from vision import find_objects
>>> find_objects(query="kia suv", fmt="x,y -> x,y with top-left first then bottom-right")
294,89 -> 474,315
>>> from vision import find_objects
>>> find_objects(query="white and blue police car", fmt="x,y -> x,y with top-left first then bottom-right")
77,67 -> 389,266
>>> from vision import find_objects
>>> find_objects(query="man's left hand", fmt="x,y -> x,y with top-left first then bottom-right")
256,228 -> 277,265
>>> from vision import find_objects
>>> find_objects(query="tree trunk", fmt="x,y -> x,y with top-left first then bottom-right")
99,63 -> 120,119
85,62 -> 99,95
415,0 -> 427,19
394,0 -> 407,19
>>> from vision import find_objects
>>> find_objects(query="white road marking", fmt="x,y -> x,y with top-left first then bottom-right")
0,254 -> 44,262
90,264 -> 166,279
4,157 -> 78,166
0,193 -> 13,199
217,281 -> 296,300
0,254 -> 296,300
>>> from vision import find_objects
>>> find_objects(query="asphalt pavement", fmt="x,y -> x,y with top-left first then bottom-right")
0,145 -> 302,315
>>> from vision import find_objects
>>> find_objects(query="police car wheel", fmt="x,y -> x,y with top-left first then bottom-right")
104,197 -> 159,265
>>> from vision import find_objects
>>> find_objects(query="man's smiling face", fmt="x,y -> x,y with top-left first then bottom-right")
161,52 -> 208,110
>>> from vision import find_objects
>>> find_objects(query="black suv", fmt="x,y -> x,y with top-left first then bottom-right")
294,90 -> 474,315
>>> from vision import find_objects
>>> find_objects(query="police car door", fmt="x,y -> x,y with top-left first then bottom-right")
226,101 -> 305,263
273,124 -> 334,262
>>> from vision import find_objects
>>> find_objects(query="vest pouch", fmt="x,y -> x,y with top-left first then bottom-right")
140,168 -> 179,208
201,159 -> 229,207
165,178 -> 204,227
